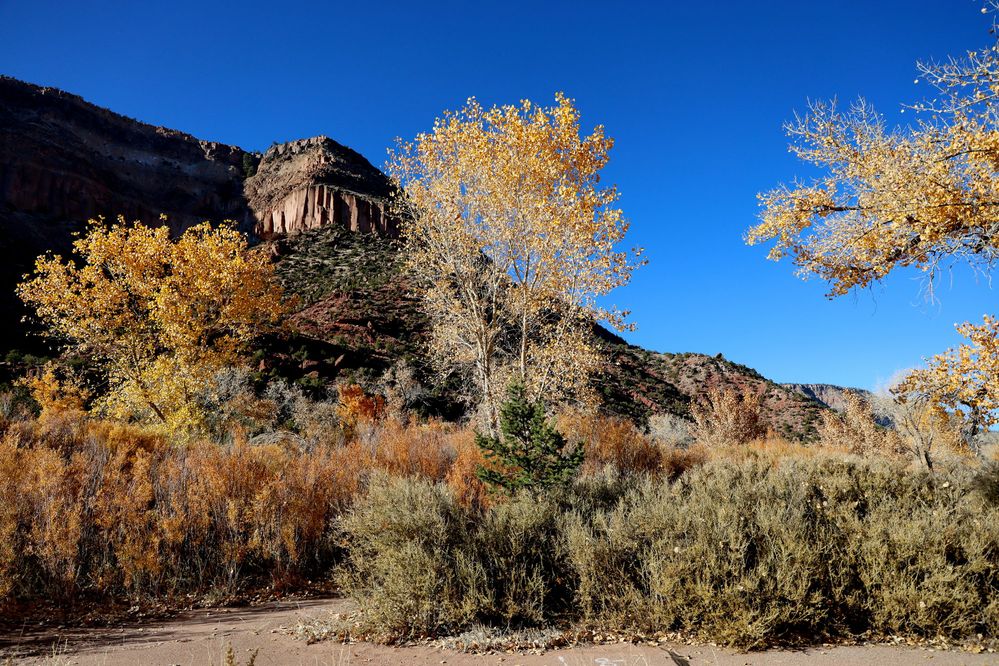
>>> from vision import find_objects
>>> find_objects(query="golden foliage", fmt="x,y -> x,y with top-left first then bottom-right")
336,384 -> 386,430
17,217 -> 286,435
901,315 -> 999,425
389,94 -> 642,419
746,29 -> 999,425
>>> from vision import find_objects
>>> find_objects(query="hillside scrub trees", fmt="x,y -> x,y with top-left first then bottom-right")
17,217 -> 286,435
389,94 -> 643,425
746,11 -> 999,426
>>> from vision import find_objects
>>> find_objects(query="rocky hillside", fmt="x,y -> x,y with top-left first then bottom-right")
783,383 -> 870,413
0,76 -> 825,435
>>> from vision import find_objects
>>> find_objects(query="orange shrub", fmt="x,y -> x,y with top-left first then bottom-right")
560,410 -> 663,476
337,384 -> 386,429
659,444 -> 709,480
0,410 -> 374,605
445,429 -> 490,509
368,418 -> 455,480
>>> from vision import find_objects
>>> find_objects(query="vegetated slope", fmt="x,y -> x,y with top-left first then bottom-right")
609,346 -> 825,439
263,223 -> 824,436
0,76 -> 826,434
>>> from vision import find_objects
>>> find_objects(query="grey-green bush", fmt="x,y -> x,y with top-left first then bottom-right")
338,458 -> 999,648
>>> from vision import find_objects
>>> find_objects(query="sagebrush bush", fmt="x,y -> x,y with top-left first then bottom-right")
338,456 -> 999,648
646,411 -> 693,448
338,474 -> 581,640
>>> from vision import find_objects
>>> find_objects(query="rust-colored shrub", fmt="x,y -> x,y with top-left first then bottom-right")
659,444 -> 709,480
0,409 -> 373,605
337,384 -> 386,430
0,433 -> 25,599
560,410 -> 662,476
445,429 -> 490,509
369,419 -> 454,481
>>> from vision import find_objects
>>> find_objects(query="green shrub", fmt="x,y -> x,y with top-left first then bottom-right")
337,473 -> 584,640
476,383 -> 582,494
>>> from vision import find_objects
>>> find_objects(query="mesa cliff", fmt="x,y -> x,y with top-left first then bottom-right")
246,136 -> 398,238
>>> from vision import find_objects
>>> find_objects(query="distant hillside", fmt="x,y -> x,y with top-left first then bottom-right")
783,383 -> 870,413
0,76 -> 826,435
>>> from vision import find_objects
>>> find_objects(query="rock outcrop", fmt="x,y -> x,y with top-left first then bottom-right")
783,383 -> 870,413
246,136 -> 399,238
0,76 -> 252,233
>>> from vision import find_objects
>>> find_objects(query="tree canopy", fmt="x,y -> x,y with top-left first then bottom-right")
18,217 -> 286,434
747,23 -> 999,425
389,94 -> 642,424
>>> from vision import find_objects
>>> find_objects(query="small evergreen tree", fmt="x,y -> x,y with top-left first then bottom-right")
475,382 -> 583,494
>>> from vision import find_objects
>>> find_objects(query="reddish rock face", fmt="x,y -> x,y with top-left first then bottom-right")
245,136 -> 400,239
0,77 -> 251,234
254,185 -> 397,238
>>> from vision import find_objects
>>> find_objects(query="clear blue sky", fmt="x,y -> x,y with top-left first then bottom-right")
1,1 -> 994,390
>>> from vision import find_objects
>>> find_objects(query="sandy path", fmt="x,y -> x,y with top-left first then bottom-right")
1,598 -> 996,665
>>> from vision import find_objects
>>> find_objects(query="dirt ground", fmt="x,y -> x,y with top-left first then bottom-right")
1,598 -> 996,666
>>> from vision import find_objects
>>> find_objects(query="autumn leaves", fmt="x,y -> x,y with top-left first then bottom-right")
389,94 -> 642,425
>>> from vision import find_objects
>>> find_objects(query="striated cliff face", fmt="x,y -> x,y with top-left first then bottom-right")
246,136 -> 399,238
0,76 -> 251,233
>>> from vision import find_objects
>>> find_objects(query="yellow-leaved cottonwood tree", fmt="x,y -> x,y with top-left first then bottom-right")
746,13 -> 999,427
18,217 -> 286,434
388,94 -> 642,425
